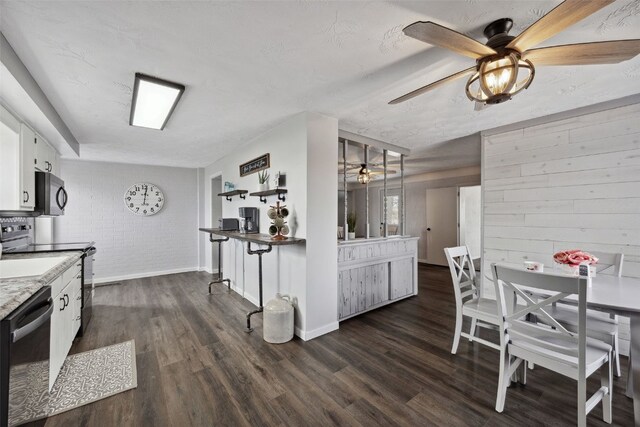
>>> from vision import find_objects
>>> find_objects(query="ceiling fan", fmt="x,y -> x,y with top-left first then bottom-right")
339,162 -> 397,184
389,0 -> 640,106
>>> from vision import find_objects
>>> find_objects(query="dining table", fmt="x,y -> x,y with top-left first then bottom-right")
579,274 -> 640,425
486,265 -> 640,425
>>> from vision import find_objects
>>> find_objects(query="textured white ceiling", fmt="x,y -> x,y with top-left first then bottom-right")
1,1 -> 639,168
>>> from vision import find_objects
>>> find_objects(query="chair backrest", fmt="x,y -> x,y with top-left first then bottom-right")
588,250 -> 624,277
444,246 -> 478,309
491,263 -> 589,365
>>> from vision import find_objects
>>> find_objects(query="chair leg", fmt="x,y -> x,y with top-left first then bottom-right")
578,374 -> 587,427
469,317 -> 478,342
451,311 -> 463,354
613,333 -> 621,378
495,349 -> 510,412
602,354 -> 613,424
520,360 -> 527,385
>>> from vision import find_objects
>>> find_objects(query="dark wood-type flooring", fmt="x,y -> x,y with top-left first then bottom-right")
44,264 -> 634,426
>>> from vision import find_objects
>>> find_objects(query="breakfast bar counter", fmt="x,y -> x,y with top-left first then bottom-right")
199,228 -> 305,332
198,228 -> 305,246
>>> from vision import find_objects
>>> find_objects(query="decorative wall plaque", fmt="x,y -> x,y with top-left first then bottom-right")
239,153 -> 270,177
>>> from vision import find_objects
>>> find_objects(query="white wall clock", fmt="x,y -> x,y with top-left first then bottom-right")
124,183 -> 164,216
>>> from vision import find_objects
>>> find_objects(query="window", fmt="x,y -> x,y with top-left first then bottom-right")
380,189 -> 401,235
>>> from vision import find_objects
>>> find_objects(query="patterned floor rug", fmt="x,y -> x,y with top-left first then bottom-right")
9,340 -> 137,426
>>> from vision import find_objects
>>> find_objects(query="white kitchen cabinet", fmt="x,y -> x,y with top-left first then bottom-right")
19,124 -> 36,208
35,133 -> 58,173
0,105 -> 37,211
49,262 -> 82,390
49,285 -> 67,390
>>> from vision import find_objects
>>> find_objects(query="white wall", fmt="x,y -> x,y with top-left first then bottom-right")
56,159 -> 199,282
460,185 -> 481,259
351,166 -> 481,261
200,112 -> 338,340
482,102 -> 640,355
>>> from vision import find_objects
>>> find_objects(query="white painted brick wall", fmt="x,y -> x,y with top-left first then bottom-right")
482,102 -> 640,356
55,159 -> 199,282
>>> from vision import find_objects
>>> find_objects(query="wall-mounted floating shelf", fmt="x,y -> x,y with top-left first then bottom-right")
218,190 -> 248,201
249,188 -> 287,204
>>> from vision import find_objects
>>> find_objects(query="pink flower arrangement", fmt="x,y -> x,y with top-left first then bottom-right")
553,249 -> 599,266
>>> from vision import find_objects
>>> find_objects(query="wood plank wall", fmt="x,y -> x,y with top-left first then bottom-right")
482,102 -> 640,355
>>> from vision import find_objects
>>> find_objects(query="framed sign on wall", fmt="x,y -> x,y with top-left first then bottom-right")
239,153 -> 270,177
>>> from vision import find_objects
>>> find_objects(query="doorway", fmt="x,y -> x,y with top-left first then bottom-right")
425,187 -> 458,266
211,175 -> 222,272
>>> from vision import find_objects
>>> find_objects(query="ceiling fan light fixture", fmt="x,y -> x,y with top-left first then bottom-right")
465,51 -> 534,105
357,163 -> 371,184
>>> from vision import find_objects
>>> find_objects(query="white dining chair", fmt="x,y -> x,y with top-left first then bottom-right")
492,264 -> 612,427
445,246 -> 501,354
547,251 -> 624,377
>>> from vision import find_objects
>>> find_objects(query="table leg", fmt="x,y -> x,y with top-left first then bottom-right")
208,236 -> 231,293
245,242 -> 272,333
630,314 -> 640,425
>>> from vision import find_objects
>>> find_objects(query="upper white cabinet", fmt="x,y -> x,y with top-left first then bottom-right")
20,124 -> 36,208
0,105 -> 28,211
0,104 -> 59,212
35,133 -> 58,174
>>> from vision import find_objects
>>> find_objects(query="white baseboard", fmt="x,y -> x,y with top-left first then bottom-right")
94,266 -> 200,284
199,267 -> 219,275
295,321 -> 339,341
418,258 -> 429,264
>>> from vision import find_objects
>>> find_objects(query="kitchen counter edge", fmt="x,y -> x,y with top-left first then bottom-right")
0,251 -> 84,320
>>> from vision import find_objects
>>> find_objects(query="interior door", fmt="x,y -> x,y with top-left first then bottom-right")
426,187 -> 458,266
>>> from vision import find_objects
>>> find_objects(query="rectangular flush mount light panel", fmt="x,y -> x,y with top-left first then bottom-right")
129,73 -> 185,130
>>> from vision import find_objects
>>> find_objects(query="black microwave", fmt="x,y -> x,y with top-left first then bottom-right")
35,172 -> 67,216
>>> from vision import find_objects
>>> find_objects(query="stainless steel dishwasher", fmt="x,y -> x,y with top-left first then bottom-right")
0,287 -> 53,427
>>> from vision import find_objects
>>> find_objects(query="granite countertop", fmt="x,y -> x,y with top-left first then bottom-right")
199,228 -> 306,246
0,251 -> 83,319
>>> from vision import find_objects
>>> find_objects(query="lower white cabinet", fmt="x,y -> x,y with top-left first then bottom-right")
338,237 -> 419,320
49,263 -> 82,390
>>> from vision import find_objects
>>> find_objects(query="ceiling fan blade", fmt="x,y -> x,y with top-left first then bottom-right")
524,39 -> 640,65
403,21 -> 496,59
507,0 -> 615,53
389,66 -> 476,104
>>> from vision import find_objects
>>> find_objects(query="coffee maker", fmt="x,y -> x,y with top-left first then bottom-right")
239,207 -> 259,234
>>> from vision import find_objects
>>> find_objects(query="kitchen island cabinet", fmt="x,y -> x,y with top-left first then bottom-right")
338,236 -> 419,320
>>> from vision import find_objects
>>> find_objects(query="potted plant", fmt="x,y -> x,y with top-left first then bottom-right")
347,211 -> 357,239
258,170 -> 270,192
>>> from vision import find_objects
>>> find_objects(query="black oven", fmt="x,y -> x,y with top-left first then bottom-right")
0,287 -> 53,427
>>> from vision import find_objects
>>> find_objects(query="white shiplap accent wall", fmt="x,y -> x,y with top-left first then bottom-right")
482,102 -> 640,356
